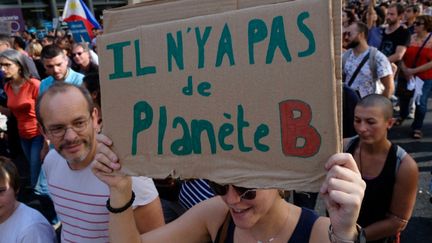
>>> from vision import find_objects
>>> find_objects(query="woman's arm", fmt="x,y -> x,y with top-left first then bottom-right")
92,134 -> 223,243
362,154 -> 418,241
312,153 -> 366,243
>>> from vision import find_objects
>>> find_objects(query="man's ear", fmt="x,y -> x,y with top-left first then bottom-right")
38,122 -> 48,139
91,107 -> 99,126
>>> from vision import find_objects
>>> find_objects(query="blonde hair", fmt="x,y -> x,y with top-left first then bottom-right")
27,41 -> 43,58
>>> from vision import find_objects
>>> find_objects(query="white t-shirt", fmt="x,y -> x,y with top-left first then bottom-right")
0,203 -> 57,243
344,47 -> 393,98
43,150 -> 158,243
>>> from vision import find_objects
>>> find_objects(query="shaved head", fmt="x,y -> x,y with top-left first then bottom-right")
356,94 -> 393,120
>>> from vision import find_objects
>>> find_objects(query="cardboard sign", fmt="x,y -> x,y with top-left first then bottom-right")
99,0 -> 338,190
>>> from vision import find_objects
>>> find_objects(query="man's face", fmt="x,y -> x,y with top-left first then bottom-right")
40,88 -> 98,169
386,7 -> 401,26
345,24 -> 361,49
72,46 -> 90,67
405,8 -> 416,21
43,54 -> 69,81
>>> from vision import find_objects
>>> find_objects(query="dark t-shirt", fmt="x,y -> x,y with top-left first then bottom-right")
379,26 -> 411,57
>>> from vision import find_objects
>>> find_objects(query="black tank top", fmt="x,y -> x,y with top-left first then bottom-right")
214,207 -> 319,243
346,137 -> 399,243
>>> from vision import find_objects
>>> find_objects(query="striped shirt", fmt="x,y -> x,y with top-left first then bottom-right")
43,150 -> 158,243
179,179 -> 214,209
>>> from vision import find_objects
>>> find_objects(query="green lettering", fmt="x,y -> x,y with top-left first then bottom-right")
237,105 -> 252,152
218,113 -> 234,151
158,106 -> 167,155
191,120 -> 216,154
107,41 -> 133,80
131,101 -> 153,155
248,19 -> 267,64
266,16 -> 291,64
254,124 -> 270,152
297,11 -> 316,57
167,31 -> 184,72
215,24 -> 235,67
171,117 -> 192,155
134,40 -> 156,76
195,26 -> 212,69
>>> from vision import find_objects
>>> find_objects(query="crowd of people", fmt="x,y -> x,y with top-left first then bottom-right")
0,0 -> 429,242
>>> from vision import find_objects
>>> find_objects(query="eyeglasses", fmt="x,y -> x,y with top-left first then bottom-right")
46,116 -> 91,138
414,21 -> 425,26
72,52 -> 84,57
207,181 -> 257,200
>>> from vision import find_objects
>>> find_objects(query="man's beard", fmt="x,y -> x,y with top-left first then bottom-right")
346,40 -> 360,49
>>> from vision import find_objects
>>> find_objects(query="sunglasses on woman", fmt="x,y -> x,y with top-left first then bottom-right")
207,181 -> 257,200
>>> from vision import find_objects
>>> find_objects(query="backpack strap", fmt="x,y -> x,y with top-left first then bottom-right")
395,145 -> 407,176
368,47 -> 378,81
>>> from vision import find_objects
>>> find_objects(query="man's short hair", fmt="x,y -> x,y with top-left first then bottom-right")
40,44 -> 64,60
407,4 -> 420,14
353,21 -> 369,40
13,36 -> 26,50
389,3 -> 406,16
36,82 -> 95,128
357,94 -> 393,120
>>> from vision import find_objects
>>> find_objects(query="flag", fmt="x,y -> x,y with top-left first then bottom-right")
62,0 -> 101,39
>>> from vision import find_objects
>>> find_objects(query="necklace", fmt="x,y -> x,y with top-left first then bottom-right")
253,213 -> 290,243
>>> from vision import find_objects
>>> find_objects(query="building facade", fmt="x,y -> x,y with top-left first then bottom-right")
0,0 -> 127,31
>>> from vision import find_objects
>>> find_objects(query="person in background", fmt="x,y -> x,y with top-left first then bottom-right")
0,156 -> 57,243
40,44 -> 84,93
27,41 -> 47,80
346,94 -> 418,243
12,36 -> 28,57
41,35 -> 55,47
404,4 -> 421,34
397,15 -> 432,139
72,43 -> 99,76
0,50 -> 43,191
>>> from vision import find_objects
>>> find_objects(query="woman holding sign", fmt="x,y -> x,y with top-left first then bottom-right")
92,134 -> 366,243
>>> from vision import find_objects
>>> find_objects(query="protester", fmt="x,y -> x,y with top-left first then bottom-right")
92,136 -> 366,243
0,156 -> 57,243
0,34 -> 40,79
343,21 -> 394,98
404,4 -> 421,34
40,44 -> 84,93
41,35 -> 55,47
36,82 -> 164,242
27,41 -> 47,80
72,43 -> 99,75
346,94 -> 418,243
397,15 -> 432,139
0,50 -> 43,190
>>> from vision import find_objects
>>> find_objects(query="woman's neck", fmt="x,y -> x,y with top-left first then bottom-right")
360,139 -> 391,154
246,198 -> 292,242
11,76 -> 25,86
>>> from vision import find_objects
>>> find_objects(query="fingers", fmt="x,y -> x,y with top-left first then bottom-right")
96,133 -> 113,147
324,153 -> 360,173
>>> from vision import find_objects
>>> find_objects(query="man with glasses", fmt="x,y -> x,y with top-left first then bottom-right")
71,43 -> 98,76
36,82 -> 164,242
39,44 -> 84,94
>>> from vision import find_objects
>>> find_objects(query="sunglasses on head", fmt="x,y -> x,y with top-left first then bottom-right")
414,21 -> 425,26
207,181 -> 257,200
